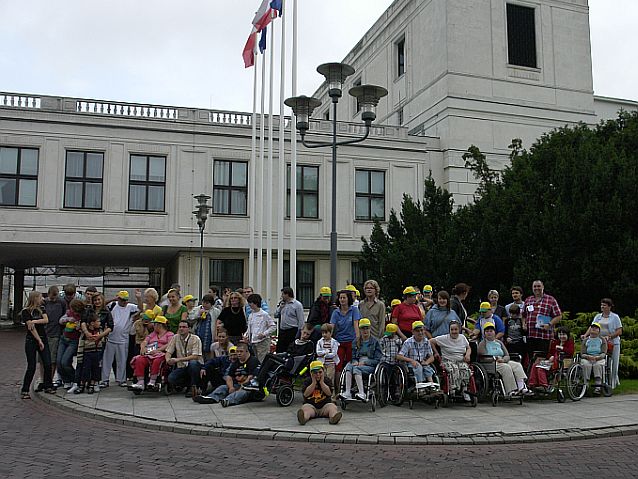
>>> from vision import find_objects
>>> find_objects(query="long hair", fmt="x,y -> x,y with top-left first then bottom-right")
225,291 -> 246,308
24,291 -> 42,311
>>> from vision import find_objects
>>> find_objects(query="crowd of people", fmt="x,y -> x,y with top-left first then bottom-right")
20,279 -> 623,426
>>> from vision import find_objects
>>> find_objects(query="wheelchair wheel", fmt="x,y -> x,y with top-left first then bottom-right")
557,389 -> 566,403
276,385 -> 295,407
566,364 -> 587,401
471,363 -> 489,402
370,392 -> 376,412
390,365 -> 406,407
491,390 -> 498,407
375,364 -> 389,408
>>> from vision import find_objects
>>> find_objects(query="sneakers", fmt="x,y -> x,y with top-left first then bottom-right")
87,386 -> 95,394
99,381 -> 109,389
193,395 -> 217,404
118,381 -> 129,388
339,391 -> 352,400
63,382 -> 72,389
329,412 -> 342,425
93,384 -> 100,393
297,409 -> 307,425
355,392 -> 367,401
73,386 -> 84,395
67,384 -> 80,394
131,382 -> 145,390
220,399 -> 230,407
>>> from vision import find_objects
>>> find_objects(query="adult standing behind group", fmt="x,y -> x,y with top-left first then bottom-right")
522,280 -> 562,357
274,287 -> 305,353
241,286 -> 269,319
42,286 -> 66,388
392,287 -> 424,340
21,291 -> 55,398
450,283 -> 470,333
162,288 -> 188,334
424,290 -> 460,338
218,291 -> 247,346
330,290 -> 361,376
358,280 -> 386,339
487,290 -> 509,320
583,298 -> 622,389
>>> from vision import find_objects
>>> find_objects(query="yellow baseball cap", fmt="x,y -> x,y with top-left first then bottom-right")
117,290 -> 130,300
355,289 -> 361,297
412,320 -> 424,330
182,294 -> 196,303
403,286 -> 418,295
310,360 -> 324,372
384,323 -> 398,336
390,299 -> 401,307
229,346 -> 238,353
142,309 -> 156,320
151,315 -> 168,324
479,301 -> 492,312
319,286 -> 332,296
483,322 -> 496,330
591,322 -> 601,329
345,285 -> 357,292
423,285 -> 433,293
359,318 -> 371,328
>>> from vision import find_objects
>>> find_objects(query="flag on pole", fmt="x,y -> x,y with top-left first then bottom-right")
243,0 -> 283,68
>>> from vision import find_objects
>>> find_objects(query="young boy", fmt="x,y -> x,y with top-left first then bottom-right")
504,304 -> 527,359
380,323 -> 402,364
316,323 -> 339,382
80,312 -> 105,394
580,322 -> 608,393
244,293 -> 277,363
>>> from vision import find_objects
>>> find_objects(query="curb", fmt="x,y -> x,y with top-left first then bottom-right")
35,390 -> 638,445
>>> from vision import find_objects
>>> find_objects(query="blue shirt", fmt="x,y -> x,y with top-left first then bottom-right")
424,306 -> 460,337
585,337 -> 604,355
330,306 -> 361,343
485,340 -> 504,357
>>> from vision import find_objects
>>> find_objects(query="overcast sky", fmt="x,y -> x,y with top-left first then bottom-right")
0,0 -> 635,112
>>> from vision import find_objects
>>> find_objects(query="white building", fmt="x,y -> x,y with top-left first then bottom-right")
1,0 -> 636,317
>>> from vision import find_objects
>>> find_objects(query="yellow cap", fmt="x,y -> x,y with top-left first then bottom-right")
309,360 -> 324,372
591,322 -> 601,329
423,285 -> 433,293
182,294 -> 196,303
319,286 -> 332,296
479,301 -> 492,312
345,285 -> 357,292
229,346 -> 237,353
412,320 -> 424,330
385,323 -> 398,334
355,289 -> 361,297
151,315 -> 168,324
391,299 -> 401,307
117,290 -> 130,300
483,322 -> 496,330
359,318 -> 371,328
403,286 -> 418,295
142,309 -> 156,320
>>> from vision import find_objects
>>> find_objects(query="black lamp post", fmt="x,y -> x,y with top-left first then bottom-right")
193,194 -> 211,302
285,62 -> 387,299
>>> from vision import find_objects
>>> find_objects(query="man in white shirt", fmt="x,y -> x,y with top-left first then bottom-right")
166,320 -> 204,398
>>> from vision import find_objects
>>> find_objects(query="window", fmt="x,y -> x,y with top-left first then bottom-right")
506,3 -> 537,68
397,107 -> 404,126
0,147 -> 38,207
396,37 -> 405,77
286,165 -> 319,219
64,151 -> 104,209
209,259 -> 244,293
128,154 -> 166,212
213,160 -> 248,215
284,260 -> 315,308
351,262 -> 366,293
323,109 -> 330,121
353,78 -> 362,114
355,169 -> 385,221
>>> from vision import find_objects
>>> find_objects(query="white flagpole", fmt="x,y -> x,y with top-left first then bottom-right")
290,0 -> 298,295
265,18 -> 275,308
248,41 -> 258,289
257,43 -> 266,295
277,0 -> 286,299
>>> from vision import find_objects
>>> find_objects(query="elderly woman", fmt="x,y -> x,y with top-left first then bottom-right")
478,322 -> 531,396
391,286 -> 424,340
584,298 -> 622,389
339,318 -> 382,401
358,279 -> 386,339
130,316 -> 174,391
487,289 -> 509,320
424,290 -> 460,338
430,321 -> 472,401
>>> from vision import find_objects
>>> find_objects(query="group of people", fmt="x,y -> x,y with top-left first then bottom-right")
20,278 -> 623,427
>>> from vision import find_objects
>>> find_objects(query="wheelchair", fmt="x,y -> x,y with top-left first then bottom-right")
568,346 -> 613,399
261,352 -> 314,407
477,355 -> 525,407
338,362 -> 382,412
373,361 -> 404,407
527,351 -> 572,403
128,358 -> 175,396
389,362 -> 444,409
435,356 -> 479,407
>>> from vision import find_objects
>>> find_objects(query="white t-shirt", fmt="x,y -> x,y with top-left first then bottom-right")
435,334 -> 469,363
108,302 -> 139,344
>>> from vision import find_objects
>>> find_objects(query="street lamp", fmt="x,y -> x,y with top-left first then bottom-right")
193,194 -> 211,302
285,62 -> 388,299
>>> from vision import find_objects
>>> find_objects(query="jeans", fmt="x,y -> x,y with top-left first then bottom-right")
206,383 -> 251,405
344,363 -> 376,377
56,336 -> 78,384
23,336 -> 52,392
167,361 -> 201,388
409,363 -> 435,383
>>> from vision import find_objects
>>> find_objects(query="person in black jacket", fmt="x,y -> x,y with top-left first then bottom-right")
307,287 -> 335,343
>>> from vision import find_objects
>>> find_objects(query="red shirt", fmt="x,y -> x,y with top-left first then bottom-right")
522,293 -> 562,340
547,338 -> 574,369
392,302 -> 423,334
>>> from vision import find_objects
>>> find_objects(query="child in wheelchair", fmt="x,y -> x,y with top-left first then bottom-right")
339,318 -> 382,401
580,322 -> 608,394
528,326 -> 574,393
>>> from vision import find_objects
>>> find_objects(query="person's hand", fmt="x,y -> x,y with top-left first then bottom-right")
37,340 -> 45,351
26,320 -> 34,331
464,354 -> 471,363
496,358 -> 504,363
135,288 -> 142,301
506,337 -> 512,343
200,369 -> 206,378
167,358 -> 177,366
228,386 -> 236,394
411,359 -> 419,368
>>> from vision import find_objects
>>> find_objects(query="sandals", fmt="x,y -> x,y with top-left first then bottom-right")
21,392 -> 31,400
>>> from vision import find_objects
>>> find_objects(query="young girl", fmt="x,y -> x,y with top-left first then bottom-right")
528,326 -> 574,391
316,323 -> 340,382
21,291 -> 54,398
77,312 -> 106,394
339,318 -> 382,400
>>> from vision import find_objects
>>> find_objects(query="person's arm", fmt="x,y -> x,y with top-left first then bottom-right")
549,299 -> 562,327
134,289 -> 143,313
316,340 -> 326,358
225,374 -> 235,393
261,299 -> 269,314
296,303 -> 305,331
318,377 -> 332,397
600,339 -> 608,358
464,343 -> 471,363
302,378 -> 317,398
477,340 -> 487,358
499,341 -> 510,363
139,337 -> 149,356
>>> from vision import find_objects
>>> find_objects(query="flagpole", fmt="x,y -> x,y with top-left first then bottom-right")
257,48 -> 266,295
265,16 -> 275,308
249,42 -> 258,289
277,0 -> 286,300
290,0 -> 298,295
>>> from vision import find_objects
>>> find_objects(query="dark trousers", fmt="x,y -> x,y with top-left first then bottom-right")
276,327 -> 297,354
23,336 -> 52,392
82,350 -> 101,383
526,337 -> 551,361
167,361 -> 202,388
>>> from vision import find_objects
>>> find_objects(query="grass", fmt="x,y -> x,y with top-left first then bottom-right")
615,378 -> 638,395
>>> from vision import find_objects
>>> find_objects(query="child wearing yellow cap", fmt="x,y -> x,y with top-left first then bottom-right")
380,323 -> 402,364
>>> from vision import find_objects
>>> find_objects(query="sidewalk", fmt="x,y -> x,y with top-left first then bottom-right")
37,384 -> 638,445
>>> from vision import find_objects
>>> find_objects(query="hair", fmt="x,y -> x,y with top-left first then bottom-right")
509,304 -> 521,315
85,286 -> 98,293
437,290 -> 450,310
25,290 -> 42,311
338,291 -> 354,307
48,285 -> 59,295
201,294 -> 215,305
92,293 -> 106,310
449,320 -> 461,332
63,283 -> 76,295
170,283 -> 181,290
363,280 -> 380,298
281,286 -> 294,298
452,283 -> 470,296
154,321 -> 168,332
225,291 -> 246,308
209,285 -> 220,295
167,288 -> 181,299
69,299 -> 85,313
86,310 -> 100,324
217,326 -> 228,336
302,322 -> 314,332
320,323 -> 334,334
554,326 -> 571,339
236,342 -> 249,351
144,287 -> 159,302
601,297 -> 614,309
243,286 -> 254,292
178,320 -> 189,327
510,285 -> 524,294
488,289 -> 499,299
247,293 -> 262,306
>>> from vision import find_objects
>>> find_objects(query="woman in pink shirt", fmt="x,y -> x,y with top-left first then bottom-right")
130,316 -> 174,391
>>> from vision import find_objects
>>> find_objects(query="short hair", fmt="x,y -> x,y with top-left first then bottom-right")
601,298 -> 614,309
302,322 -> 314,332
178,320 -> 189,327
202,294 -> 215,305
488,289 -> 499,299
509,304 -> 521,315
85,286 -> 98,293
144,288 -> 159,302
69,299 -> 85,313
247,293 -> 262,306
170,283 -> 181,290
48,285 -> 59,295
510,286 -> 524,294
209,285 -> 220,295
243,286 -> 254,292
86,311 -> 100,323
452,283 -> 470,296
236,342 -> 249,351
63,283 -> 76,295
281,287 -> 294,298
320,323 -> 334,333
554,326 -> 571,339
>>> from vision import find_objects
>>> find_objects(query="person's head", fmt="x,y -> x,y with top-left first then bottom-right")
508,304 -> 521,317
487,290 -> 499,306
182,294 -> 196,309
319,286 -> 332,303
208,285 -> 220,298
63,283 -> 76,299
116,290 -> 130,306
144,288 -> 159,305
600,298 -> 614,312
589,322 -> 601,337
359,318 -> 371,338
92,293 -> 105,310
242,286 -> 254,298
281,287 -> 294,301
436,290 -> 450,310
449,320 -> 461,338
69,298 -> 85,314
532,280 -> 544,297
236,342 -> 250,362
167,288 -> 180,305
403,286 -> 418,304
452,283 -> 470,300
422,285 -> 433,298
363,280 -> 380,300
87,312 -> 100,330
344,284 -> 358,302
321,323 -> 333,340
309,360 -> 325,380
390,299 -> 401,310
25,290 -> 43,310
510,286 -> 523,302
170,283 -> 181,293
384,323 -> 398,338
151,316 -> 169,333
412,320 -> 425,340
247,293 -> 262,312
84,286 -> 98,302
555,326 -> 570,342
141,309 -> 155,323
479,301 -> 492,318
226,291 -> 244,308
47,285 -> 60,301
228,345 -> 238,361
217,328 -> 228,344
337,291 -> 354,308
483,322 -> 496,340
201,294 -> 215,310
177,320 -> 190,337
300,323 -> 314,341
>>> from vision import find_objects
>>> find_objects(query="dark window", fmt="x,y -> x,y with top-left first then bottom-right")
355,169 -> 385,221
397,37 -> 405,77
284,260 -> 315,309
0,147 -> 38,207
323,109 -> 330,121
351,262 -> 366,293
213,160 -> 248,215
64,151 -> 104,209
507,3 -> 537,68
210,259 -> 244,293
397,107 -> 404,125
128,155 -> 166,212
286,164 -> 319,219
353,78 -> 362,114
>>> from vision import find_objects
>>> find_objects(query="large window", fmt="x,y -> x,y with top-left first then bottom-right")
0,147 -> 38,207
396,37 -> 406,77
129,154 -> 166,212
355,169 -> 385,221
286,165 -> 319,219
284,260 -> 315,309
506,3 -> 537,68
64,151 -> 104,209
210,259 -> 244,293
213,160 -> 248,215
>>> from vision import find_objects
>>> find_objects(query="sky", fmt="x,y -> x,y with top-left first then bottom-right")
0,0 -> 636,113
